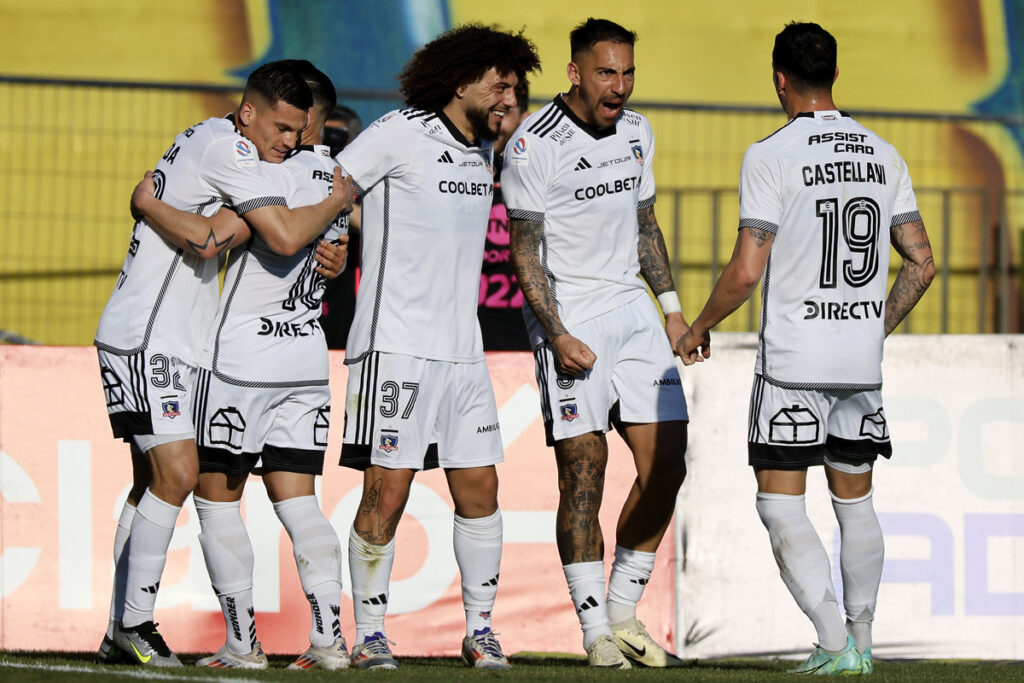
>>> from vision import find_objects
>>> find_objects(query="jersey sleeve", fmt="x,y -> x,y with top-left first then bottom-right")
200,135 -> 288,215
890,152 -> 921,226
637,116 -> 656,209
335,112 -> 413,196
501,131 -> 554,223
738,143 -> 782,234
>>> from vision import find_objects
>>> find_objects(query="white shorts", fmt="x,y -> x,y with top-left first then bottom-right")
340,352 -> 503,471
747,373 -> 892,470
96,347 -> 196,444
534,298 -> 688,445
193,368 -> 331,477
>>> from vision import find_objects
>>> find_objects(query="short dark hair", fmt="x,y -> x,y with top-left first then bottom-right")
244,61 -> 313,111
279,59 -> 336,115
772,22 -> 837,91
570,18 -> 636,58
399,24 -> 541,112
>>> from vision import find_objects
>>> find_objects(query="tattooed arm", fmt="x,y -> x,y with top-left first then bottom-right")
885,219 -> 935,336
510,218 -> 596,374
131,171 -> 250,259
637,204 -> 688,347
676,225 -> 774,364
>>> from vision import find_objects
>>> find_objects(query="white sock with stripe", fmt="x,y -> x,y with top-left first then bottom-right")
349,526 -> 395,644
121,489 -> 180,628
563,561 -> 612,650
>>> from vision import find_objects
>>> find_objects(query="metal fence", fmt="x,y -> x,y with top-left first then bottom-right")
0,76 -> 1020,344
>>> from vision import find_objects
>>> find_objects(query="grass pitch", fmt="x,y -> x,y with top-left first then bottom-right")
1,651 -> 1022,682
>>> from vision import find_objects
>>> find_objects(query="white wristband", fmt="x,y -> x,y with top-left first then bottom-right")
657,291 -> 682,315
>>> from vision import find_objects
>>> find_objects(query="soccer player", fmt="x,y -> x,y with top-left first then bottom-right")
131,60 -> 353,671
336,25 -> 540,670
503,18 -> 689,669
95,61 -> 352,667
676,22 -> 935,675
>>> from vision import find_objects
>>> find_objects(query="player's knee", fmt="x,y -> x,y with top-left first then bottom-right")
152,463 -> 199,504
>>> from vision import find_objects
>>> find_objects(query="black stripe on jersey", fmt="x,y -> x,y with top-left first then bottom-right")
891,210 -> 922,226
235,196 -> 287,215
534,111 -> 565,139
739,218 -> 779,234
764,375 -> 882,391
540,230 -> 559,309
366,178 -> 391,356
637,195 -> 656,210
759,255 -> 772,379
508,208 -> 544,223
526,105 -> 561,135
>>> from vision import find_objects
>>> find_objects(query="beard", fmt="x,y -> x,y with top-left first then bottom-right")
466,104 -> 500,142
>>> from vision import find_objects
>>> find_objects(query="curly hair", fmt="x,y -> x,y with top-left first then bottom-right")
399,24 -> 540,112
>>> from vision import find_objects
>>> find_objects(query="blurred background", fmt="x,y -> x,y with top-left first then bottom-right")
1,0 -> 1022,346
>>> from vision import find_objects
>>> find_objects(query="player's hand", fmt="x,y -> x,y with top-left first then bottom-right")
675,327 -> 711,366
331,167 -> 355,214
130,170 -> 157,221
664,312 -> 688,350
551,333 -> 596,375
315,235 -> 349,279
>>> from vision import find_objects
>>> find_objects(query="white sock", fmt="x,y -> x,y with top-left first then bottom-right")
756,492 -> 848,651
122,489 -> 180,628
831,487 -> 884,653
106,502 -> 136,638
607,545 -> 656,625
563,561 -> 611,650
274,495 -> 343,648
454,509 -> 502,636
194,496 -> 257,655
349,526 -> 395,644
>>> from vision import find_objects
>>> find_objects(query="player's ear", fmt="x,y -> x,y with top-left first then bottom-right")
455,82 -> 468,100
238,101 -> 255,126
832,66 -> 839,85
567,61 -> 581,88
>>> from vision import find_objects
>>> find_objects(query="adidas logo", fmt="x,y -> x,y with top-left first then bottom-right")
574,157 -> 592,171
362,593 -> 388,606
141,581 -> 160,594
437,150 -> 454,164
481,574 -> 499,587
629,578 -> 649,585
576,595 -> 599,613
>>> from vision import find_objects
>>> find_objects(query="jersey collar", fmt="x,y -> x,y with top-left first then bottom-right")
436,110 -> 479,149
795,110 -> 851,120
553,94 -> 618,140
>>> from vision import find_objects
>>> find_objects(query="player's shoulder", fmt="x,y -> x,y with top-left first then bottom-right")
520,99 -> 567,143
619,107 -> 649,131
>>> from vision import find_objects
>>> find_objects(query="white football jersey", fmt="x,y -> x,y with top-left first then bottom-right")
95,116 -> 287,365
337,108 -> 494,363
740,110 -> 920,389
501,96 -> 655,346
205,145 -> 346,386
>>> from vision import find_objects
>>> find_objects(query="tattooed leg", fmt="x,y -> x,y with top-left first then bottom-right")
353,466 -> 414,544
554,432 -> 609,565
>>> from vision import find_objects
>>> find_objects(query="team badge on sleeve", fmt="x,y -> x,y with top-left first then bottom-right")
234,139 -> 257,168
510,137 -> 529,166
379,431 -> 399,452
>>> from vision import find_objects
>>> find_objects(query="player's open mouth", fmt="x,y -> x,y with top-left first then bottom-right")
601,102 -> 623,116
